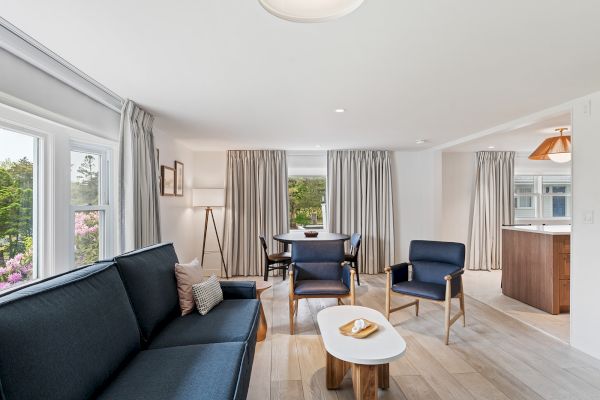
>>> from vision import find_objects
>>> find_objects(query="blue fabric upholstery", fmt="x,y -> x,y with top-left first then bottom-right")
412,261 -> 462,285
148,299 -> 260,349
0,262 -> 140,400
114,243 -> 180,342
392,281 -> 447,300
97,343 -> 248,400
409,240 -> 465,267
294,280 -> 350,295
220,280 -> 257,299
390,262 -> 410,285
341,264 -> 352,288
292,240 -> 345,281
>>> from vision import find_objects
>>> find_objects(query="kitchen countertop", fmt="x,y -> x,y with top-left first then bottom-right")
501,225 -> 571,235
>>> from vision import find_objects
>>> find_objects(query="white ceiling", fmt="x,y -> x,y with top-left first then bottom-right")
445,112 -> 572,153
1,1 -> 600,150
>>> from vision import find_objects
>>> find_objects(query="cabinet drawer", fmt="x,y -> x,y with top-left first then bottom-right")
559,254 -> 570,279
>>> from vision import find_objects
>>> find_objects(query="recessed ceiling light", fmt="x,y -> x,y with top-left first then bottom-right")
488,146 -> 496,149
335,108 -> 345,113
258,0 -> 365,23
415,139 -> 427,144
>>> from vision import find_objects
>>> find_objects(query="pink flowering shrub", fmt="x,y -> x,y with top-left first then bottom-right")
74,211 -> 100,266
0,244 -> 33,290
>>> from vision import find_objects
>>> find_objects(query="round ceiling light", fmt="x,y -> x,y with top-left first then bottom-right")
258,0 -> 364,23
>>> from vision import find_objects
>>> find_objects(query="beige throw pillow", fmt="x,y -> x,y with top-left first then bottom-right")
174,258 -> 202,316
192,275 -> 224,315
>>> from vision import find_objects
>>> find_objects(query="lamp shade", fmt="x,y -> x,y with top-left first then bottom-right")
192,188 -> 225,207
528,135 -> 571,162
258,0 -> 364,23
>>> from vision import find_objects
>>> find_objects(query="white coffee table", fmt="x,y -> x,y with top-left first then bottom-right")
317,306 -> 406,400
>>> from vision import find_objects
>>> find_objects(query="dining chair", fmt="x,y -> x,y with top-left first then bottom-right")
289,240 -> 355,335
259,235 -> 291,281
385,240 -> 465,345
344,233 -> 362,285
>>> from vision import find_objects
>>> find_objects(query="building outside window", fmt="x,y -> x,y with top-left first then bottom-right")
514,175 -> 571,220
0,128 -> 39,291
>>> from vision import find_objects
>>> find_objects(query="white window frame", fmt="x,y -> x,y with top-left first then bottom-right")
0,125 -> 43,281
514,175 -> 571,221
69,141 -> 114,268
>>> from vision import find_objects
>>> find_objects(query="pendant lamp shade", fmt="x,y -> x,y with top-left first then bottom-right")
258,0 -> 364,23
528,128 -> 572,163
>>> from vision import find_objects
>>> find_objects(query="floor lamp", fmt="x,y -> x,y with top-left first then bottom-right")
193,188 -> 229,279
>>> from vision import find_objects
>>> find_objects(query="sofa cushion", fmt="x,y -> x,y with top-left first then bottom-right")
192,275 -> 224,315
174,258 -> 203,316
114,243 -> 180,342
294,280 -> 350,296
0,262 -> 140,400
148,299 -> 260,349
97,343 -> 248,400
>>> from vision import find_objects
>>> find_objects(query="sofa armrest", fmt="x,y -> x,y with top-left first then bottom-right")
385,262 -> 410,285
220,281 -> 256,299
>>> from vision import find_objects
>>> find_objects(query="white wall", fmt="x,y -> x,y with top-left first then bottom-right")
571,92 -> 600,359
391,150 -> 442,261
441,152 -> 475,245
153,128 -> 197,264
192,151 -> 227,276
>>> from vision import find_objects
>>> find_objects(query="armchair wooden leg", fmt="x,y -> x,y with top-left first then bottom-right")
385,268 -> 391,320
289,270 -> 295,335
289,298 -> 295,335
459,279 -> 466,327
444,280 -> 452,345
415,299 -> 420,317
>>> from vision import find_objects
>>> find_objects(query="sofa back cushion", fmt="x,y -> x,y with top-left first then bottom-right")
292,240 -> 344,281
114,243 -> 180,342
0,262 -> 140,400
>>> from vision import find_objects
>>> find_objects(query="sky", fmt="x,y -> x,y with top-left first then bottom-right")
0,128 -> 34,163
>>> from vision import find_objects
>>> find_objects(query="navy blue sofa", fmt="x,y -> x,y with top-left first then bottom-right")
0,243 -> 259,400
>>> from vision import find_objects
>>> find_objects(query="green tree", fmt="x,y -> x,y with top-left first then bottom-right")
0,158 -> 33,263
288,177 -> 326,228
71,155 -> 99,205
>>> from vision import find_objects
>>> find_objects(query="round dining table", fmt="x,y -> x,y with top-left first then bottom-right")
273,232 -> 350,251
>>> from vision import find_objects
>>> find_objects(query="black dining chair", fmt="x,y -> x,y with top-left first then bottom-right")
344,233 -> 362,286
259,235 -> 291,281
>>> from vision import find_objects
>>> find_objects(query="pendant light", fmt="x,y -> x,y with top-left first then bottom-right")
258,0 -> 364,23
528,128 -> 572,163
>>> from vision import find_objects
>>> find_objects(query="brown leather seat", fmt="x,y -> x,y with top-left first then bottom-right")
268,252 -> 291,262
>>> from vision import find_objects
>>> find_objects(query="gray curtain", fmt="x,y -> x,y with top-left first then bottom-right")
118,100 -> 161,253
223,150 -> 289,276
327,150 -> 395,274
467,151 -> 515,271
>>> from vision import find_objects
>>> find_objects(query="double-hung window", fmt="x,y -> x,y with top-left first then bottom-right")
0,128 -> 40,290
70,144 -> 112,267
513,175 -> 571,220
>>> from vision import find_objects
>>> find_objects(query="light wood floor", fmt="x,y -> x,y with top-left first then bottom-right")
463,269 -> 570,343
246,274 -> 600,400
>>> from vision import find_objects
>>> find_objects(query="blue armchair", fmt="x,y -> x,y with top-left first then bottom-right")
385,240 -> 466,345
288,240 -> 355,335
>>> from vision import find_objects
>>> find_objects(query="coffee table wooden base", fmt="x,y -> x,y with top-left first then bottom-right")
326,352 -> 389,400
